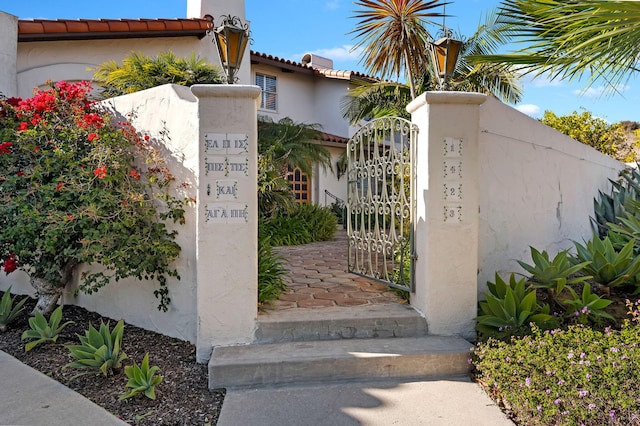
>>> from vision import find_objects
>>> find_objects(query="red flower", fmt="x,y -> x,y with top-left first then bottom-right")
3,254 -> 17,274
0,142 -> 12,154
88,133 -> 99,142
130,170 -> 141,180
17,122 -> 28,131
55,181 -> 64,191
16,171 -> 24,177
144,135 -> 150,141
94,165 -> 107,179
34,146 -> 40,152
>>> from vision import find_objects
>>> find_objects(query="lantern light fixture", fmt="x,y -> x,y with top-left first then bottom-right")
212,15 -> 250,84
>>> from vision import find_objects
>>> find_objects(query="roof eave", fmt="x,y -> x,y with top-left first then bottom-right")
18,30 -> 209,42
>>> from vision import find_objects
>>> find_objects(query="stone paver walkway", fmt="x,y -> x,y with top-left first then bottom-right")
262,230 -> 403,312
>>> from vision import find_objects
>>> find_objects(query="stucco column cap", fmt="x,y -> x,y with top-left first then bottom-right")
191,84 -> 261,100
407,91 -> 487,114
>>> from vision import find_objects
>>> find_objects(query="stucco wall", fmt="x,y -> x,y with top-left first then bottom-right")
477,96 -> 625,293
16,36 -> 217,98
315,146 -> 347,206
0,11 -> 18,97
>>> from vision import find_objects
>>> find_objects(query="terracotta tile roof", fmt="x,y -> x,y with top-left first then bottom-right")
18,17 -> 214,42
251,50 -> 376,82
321,132 -> 349,146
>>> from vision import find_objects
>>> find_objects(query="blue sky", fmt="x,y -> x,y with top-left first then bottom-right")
3,0 -> 638,123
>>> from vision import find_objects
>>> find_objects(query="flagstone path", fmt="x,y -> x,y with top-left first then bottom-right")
262,230 -> 404,312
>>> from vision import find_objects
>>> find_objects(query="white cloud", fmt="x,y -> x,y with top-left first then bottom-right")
573,85 -> 630,98
300,45 -> 361,62
516,104 -> 542,117
529,77 -> 563,88
325,0 -> 341,10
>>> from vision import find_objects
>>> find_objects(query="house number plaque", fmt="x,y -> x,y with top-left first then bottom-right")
443,137 -> 463,223
203,132 -> 250,225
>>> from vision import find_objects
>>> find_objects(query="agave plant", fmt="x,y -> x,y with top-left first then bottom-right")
573,236 -> 640,288
66,319 -> 127,376
476,273 -> 554,338
517,247 -> 591,295
608,198 -> 640,252
592,167 -> 640,238
119,353 -> 162,400
21,306 -> 74,351
563,283 -> 614,325
0,287 -> 29,332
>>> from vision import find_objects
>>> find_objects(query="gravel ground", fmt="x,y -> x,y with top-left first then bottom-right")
0,293 -> 225,425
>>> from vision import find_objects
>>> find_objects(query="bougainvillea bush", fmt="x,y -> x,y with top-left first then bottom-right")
0,81 -> 186,313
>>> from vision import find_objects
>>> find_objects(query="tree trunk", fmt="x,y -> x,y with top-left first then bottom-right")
29,261 -> 77,315
30,277 -> 63,315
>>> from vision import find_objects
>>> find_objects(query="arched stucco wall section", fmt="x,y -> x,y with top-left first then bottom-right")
17,62 -> 94,96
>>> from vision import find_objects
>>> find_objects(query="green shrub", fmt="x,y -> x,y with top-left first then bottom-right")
21,306 -> 74,351
0,288 -> 29,332
474,313 -> 640,425
66,319 -> 127,376
119,353 -> 162,400
257,234 -> 287,305
261,203 -> 338,246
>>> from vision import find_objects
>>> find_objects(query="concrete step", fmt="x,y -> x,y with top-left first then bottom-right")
255,304 -> 427,343
209,335 -> 472,389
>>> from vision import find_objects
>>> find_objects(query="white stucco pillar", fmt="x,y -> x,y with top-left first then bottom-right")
0,12 -> 18,98
191,84 -> 260,362
407,92 -> 487,339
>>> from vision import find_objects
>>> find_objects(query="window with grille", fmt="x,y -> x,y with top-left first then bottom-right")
286,166 -> 310,203
255,73 -> 277,111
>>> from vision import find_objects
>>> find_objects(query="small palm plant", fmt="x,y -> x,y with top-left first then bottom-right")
21,306 -> 74,351
0,287 -> 29,332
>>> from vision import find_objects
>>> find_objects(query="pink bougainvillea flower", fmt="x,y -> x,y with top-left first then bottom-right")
93,165 -> 107,179
88,133 -> 99,142
3,254 -> 17,274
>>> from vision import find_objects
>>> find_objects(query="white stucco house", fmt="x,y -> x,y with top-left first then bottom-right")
0,0 -> 374,206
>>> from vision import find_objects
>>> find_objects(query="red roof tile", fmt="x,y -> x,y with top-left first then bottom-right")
17,17 -> 214,42
251,50 -> 376,82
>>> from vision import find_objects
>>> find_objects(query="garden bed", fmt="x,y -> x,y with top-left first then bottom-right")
0,294 -> 224,425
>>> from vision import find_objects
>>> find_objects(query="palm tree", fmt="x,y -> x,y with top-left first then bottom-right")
350,0 -> 446,99
257,116 -> 332,176
92,51 -> 224,97
472,0 -> 640,91
342,11 -> 523,123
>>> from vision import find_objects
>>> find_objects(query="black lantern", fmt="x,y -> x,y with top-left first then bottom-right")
213,16 -> 250,84
430,36 -> 463,90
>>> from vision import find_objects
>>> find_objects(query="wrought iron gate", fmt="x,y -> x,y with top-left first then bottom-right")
346,117 -> 417,292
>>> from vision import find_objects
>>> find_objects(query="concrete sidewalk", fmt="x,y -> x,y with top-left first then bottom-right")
218,378 -> 514,426
1,348 -> 513,426
0,350 -> 127,426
